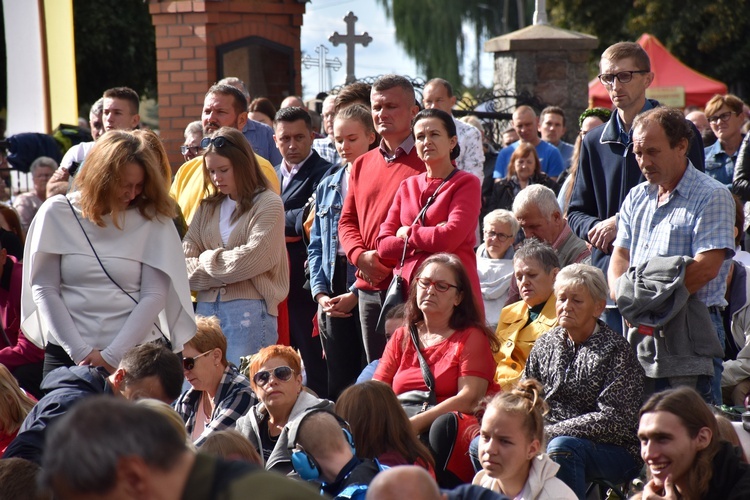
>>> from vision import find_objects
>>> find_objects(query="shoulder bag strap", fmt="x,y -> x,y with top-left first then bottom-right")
409,323 -> 435,397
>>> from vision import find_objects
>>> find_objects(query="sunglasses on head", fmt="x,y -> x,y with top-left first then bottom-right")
253,366 -> 294,386
182,350 -> 213,371
200,136 -> 236,149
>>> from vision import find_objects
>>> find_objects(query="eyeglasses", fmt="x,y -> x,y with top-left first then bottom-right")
484,231 -> 513,241
416,277 -> 460,293
597,70 -> 649,86
181,145 -> 201,156
182,350 -> 213,371
252,366 -> 294,386
200,136 -> 236,149
708,111 -> 738,124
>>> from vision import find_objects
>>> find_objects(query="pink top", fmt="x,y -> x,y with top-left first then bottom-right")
376,170 -> 482,315
374,326 -> 498,402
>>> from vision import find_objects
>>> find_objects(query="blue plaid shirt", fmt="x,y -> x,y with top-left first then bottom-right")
312,136 -> 342,167
615,161 -> 735,307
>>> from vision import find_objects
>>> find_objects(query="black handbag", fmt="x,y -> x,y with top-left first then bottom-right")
398,323 -> 437,417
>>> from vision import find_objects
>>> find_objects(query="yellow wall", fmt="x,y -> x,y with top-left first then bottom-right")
43,0 -> 77,128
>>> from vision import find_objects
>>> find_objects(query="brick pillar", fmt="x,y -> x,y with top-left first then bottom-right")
149,0 -> 306,168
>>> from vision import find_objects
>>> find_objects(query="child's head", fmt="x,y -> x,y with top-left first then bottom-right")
333,104 -> 376,165
478,379 -> 547,482
384,303 -> 406,340
507,142 -> 541,181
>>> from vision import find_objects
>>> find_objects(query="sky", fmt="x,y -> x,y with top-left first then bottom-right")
300,0 -> 496,100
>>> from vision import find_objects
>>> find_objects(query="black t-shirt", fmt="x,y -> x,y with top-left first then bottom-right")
258,416 -> 279,463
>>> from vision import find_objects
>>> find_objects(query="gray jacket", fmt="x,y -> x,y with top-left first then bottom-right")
234,390 -> 333,474
616,255 -> 723,378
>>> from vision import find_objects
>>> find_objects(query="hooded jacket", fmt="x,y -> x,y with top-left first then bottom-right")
473,453 -> 577,499
723,262 -> 750,387
616,255 -> 724,378
3,365 -> 111,464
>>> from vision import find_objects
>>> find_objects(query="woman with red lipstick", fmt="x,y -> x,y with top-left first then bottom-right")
183,127 -> 288,367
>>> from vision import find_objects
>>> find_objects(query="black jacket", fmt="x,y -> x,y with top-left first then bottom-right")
732,134 -> 750,201
703,442 -> 750,499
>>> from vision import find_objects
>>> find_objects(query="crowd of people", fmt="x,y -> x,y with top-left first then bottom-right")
2,39 -> 750,499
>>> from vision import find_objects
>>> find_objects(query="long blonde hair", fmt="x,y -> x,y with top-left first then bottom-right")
0,364 -> 36,435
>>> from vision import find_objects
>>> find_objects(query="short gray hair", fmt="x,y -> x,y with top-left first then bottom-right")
513,185 -> 561,219
513,239 -> 559,273
183,120 -> 202,139
554,263 -> 609,303
30,156 -> 58,174
483,209 -> 519,236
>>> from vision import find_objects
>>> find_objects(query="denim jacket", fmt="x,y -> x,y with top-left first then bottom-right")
309,165 -> 352,299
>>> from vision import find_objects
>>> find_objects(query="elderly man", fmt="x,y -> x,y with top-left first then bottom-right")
492,106 -> 564,181
169,84 -> 279,225
312,94 -> 343,167
338,75 -> 425,362
567,41 -> 705,334
422,78 -> 484,181
704,94 -> 746,187
609,107 -> 735,404
539,106 -> 574,169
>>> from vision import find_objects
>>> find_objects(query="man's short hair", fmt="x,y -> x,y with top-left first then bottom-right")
217,76 -> 251,101
601,41 -> 651,71
334,82 -> 372,112
704,94 -> 745,120
371,75 -> 415,97
274,106 -> 313,131
119,342 -> 184,401
205,84 -> 248,117
40,397 -> 187,497
484,209 -> 520,236
513,105 -> 537,119
425,78 -> 454,97
295,410 -> 351,458
183,120 -> 202,138
90,97 -> 104,117
513,185 -> 561,220
513,239 -> 560,273
633,107 -> 694,149
102,87 -> 140,115
540,105 -> 566,126
0,458 -> 50,500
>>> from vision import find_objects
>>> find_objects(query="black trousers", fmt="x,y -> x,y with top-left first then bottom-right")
42,343 -> 75,380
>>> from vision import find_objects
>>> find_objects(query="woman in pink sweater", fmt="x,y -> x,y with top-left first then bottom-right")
376,109 -> 483,319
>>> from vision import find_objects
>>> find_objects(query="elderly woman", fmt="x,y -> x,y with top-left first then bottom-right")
494,240 -> 559,391
174,315 -> 255,447
13,156 -> 57,232
523,264 -> 644,498
477,209 -> 519,329
235,344 -> 333,474
374,253 -> 499,487
21,130 -> 195,377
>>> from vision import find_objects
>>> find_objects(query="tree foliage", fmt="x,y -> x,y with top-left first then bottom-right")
73,0 -> 156,111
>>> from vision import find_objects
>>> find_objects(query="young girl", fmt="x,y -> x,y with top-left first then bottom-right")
308,103 -> 376,399
474,379 -> 576,499
490,144 -> 557,211
183,127 -> 288,367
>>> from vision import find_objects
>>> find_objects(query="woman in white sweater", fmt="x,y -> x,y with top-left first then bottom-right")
183,127 -> 288,366
473,379 -> 576,500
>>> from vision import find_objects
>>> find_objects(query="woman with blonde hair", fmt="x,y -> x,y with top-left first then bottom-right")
22,130 -> 195,377
199,429 -> 262,464
0,364 -> 36,454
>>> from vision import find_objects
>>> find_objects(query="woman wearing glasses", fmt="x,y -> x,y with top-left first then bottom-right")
376,108 -> 483,315
174,315 -> 254,447
476,209 -> 519,330
235,344 -> 333,474
374,253 -> 499,487
183,127 -> 288,367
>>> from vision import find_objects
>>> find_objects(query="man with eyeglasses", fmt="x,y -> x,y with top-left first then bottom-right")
181,120 -> 203,163
703,94 -> 746,187
567,41 -> 705,334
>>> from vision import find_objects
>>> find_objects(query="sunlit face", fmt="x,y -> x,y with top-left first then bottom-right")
116,162 -> 144,210
512,154 -> 536,182
103,97 -> 139,132
422,83 -> 456,114
415,263 -> 463,317
638,411 -> 711,492
414,117 -> 458,166
478,406 -> 539,483
182,131 -> 202,162
371,86 -> 418,141
202,92 -> 246,135
182,344 -> 221,393
205,152 -> 237,200
515,205 -> 560,245
539,112 -> 565,145
89,111 -> 104,140
632,121 -> 688,188
274,119 -> 314,165
333,117 -> 375,165
321,97 -> 337,137
708,104 -> 744,145
253,356 -> 303,410
514,257 -> 557,307
555,283 -> 605,340
599,57 -> 653,113
512,111 -> 539,143
32,165 -> 55,193
483,220 -> 515,259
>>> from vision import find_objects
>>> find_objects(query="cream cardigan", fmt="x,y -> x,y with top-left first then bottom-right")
183,190 -> 289,316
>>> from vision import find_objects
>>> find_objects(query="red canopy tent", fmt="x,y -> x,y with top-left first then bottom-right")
588,33 -> 727,109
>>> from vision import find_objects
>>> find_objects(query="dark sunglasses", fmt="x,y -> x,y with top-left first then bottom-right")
253,366 -> 294,386
200,136 -> 237,149
182,350 -> 212,371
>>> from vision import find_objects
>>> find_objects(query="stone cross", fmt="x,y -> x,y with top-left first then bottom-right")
329,11 -> 373,84
533,0 -> 549,25
301,45 -> 342,93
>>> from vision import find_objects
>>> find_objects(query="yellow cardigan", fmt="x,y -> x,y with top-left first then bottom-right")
494,295 -> 558,391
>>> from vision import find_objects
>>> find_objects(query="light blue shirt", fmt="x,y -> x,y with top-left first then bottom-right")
704,137 -> 742,187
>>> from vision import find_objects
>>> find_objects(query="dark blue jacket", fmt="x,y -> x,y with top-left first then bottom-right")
567,99 -> 705,274
2,365 -> 111,464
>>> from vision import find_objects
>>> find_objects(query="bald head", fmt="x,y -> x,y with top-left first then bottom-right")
685,111 -> 710,134
512,106 -> 540,144
366,466 -> 442,500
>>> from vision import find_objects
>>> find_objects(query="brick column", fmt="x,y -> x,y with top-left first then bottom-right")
149,0 -> 306,168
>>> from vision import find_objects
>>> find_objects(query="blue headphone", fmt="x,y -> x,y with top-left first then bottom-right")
290,410 -> 356,482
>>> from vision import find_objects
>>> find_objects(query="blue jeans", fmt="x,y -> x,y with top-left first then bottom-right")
546,436 -> 640,499
602,307 -> 624,336
196,298 -> 277,367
